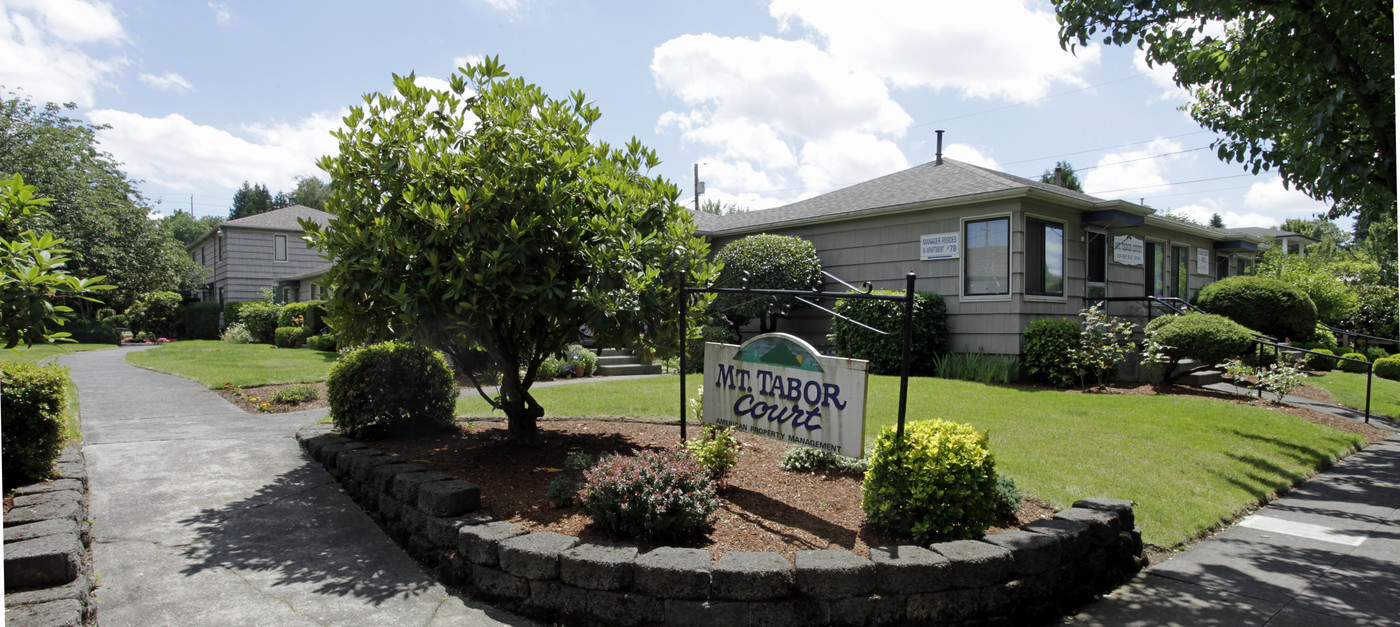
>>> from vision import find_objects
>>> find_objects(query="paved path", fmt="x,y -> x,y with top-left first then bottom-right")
1071,388 -> 1400,626
67,346 -> 534,627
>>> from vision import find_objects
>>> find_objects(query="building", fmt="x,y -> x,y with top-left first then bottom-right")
186,205 -> 333,305
692,157 -> 1265,357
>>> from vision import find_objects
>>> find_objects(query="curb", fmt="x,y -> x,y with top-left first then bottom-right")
3,446 -> 97,626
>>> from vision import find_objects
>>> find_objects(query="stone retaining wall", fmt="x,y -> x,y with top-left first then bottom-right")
297,425 -> 1146,626
3,446 -> 97,626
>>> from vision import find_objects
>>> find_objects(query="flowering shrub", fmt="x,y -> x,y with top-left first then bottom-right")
1140,334 -> 1175,392
1076,305 -> 1136,388
1219,357 -> 1254,394
684,425 -> 741,487
221,322 -> 253,344
271,384 -> 319,405
1257,361 -> 1305,402
577,449 -> 720,541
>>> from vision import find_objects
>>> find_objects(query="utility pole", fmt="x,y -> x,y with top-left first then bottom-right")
693,163 -> 703,212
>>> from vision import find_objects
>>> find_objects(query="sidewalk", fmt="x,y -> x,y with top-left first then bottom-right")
65,346 -> 535,626
1070,385 -> 1400,626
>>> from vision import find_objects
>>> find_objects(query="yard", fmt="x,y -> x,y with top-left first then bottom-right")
123,341 -> 1382,549
1308,370 -> 1400,421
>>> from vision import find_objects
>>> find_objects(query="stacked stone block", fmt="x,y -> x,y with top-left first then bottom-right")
3,447 -> 97,626
297,425 -> 1146,626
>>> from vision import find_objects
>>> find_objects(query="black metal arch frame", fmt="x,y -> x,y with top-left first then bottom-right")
677,270 -> 919,445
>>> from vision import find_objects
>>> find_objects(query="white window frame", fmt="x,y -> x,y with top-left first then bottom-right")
1024,213 -> 1067,302
960,214 -> 1012,301
274,234 -> 287,262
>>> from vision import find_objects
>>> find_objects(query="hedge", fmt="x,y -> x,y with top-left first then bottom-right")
1,362 -> 69,489
61,314 -> 120,345
829,290 -> 947,375
181,302 -> 223,340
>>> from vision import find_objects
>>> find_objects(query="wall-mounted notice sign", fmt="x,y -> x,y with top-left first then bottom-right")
703,334 -> 868,459
1113,235 -> 1144,266
920,232 -> 959,260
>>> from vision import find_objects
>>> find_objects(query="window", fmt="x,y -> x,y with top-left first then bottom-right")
274,234 -> 287,261
1085,231 -> 1107,299
218,286 -> 225,306
1171,245 -> 1189,298
1026,217 -> 1065,297
963,217 -> 1009,296
218,237 -> 224,262
1145,241 -> 1166,296
1215,254 -> 1230,280
199,247 -> 205,265
1238,257 -> 1254,275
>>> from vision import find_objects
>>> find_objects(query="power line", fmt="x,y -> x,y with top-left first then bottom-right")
1086,173 -> 1252,196
912,72 -> 1151,127
999,130 -> 1213,167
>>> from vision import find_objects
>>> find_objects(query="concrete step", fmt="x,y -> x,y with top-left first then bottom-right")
596,355 -> 639,367
597,348 -> 633,357
1180,369 -> 1224,387
595,363 -> 663,376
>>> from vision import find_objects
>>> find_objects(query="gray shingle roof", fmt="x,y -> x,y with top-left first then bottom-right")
1225,227 -> 1319,242
223,205 -> 332,231
696,158 -> 1104,235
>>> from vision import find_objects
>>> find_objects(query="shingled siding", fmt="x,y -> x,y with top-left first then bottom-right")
218,228 -> 325,303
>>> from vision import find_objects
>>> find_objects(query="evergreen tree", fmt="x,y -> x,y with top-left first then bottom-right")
229,181 -> 273,219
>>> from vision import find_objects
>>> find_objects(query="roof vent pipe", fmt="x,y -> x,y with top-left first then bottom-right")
935,130 -> 944,165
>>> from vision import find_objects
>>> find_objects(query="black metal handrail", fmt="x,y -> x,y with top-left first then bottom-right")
1249,340 -> 1375,423
1098,296 -> 1277,342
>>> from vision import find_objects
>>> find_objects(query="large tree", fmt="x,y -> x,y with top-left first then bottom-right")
228,181 -> 274,219
1054,0 -> 1395,224
160,211 -> 222,247
0,92 -> 203,311
1038,160 -> 1084,192
306,58 -> 716,444
290,176 -> 330,210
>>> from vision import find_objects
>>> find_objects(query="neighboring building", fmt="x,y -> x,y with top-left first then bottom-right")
693,157 -> 1264,357
187,205 -> 333,305
1224,226 -> 1320,258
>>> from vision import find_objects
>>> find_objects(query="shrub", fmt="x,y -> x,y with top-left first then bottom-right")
278,302 -> 310,328
271,384 -> 319,405
566,344 -> 598,376
1339,285 -> 1398,340
327,340 -> 456,438
541,353 -> 568,378
1076,305 -> 1136,387
1374,356 -> 1400,381
577,449 -> 720,541
1,362 -> 68,488
126,291 -> 183,338
1304,348 -> 1337,371
685,321 -> 733,374
710,234 -> 823,334
1193,275 -> 1317,341
993,475 -> 1022,519
1308,323 -> 1339,350
181,301 -> 223,340
830,291 -> 948,375
1339,352 -> 1370,374
62,314 -> 119,345
861,420 -> 999,542
239,303 -> 283,343
274,326 -> 308,349
1144,313 -> 1256,384
1022,318 -> 1081,387
780,445 -> 869,475
223,301 -> 255,328
1366,346 -> 1390,362
683,425 -> 740,486
96,308 -> 116,322
221,322 -> 253,344
306,333 -> 337,352
302,300 -> 328,333
932,352 -> 1019,384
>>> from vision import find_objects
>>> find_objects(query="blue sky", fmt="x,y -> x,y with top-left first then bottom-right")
1,0 -> 1339,229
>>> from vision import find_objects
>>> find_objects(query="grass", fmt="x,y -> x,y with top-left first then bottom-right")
125,340 -> 340,388
459,374 -> 1365,547
1308,371 -> 1400,420
1,342 -> 118,442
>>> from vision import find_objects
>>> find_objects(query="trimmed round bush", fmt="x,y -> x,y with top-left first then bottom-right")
327,340 -> 456,438
274,326 -> 308,348
830,290 -> 948,375
126,291 -> 183,338
710,234 -> 822,330
1304,348 -> 1337,371
1374,356 -> 1400,381
1,362 -> 68,489
238,303 -> 282,344
1022,317 -> 1080,387
577,448 -> 720,541
1145,313 -> 1256,367
1339,352 -> 1370,374
306,333 -> 337,352
1365,346 -> 1390,362
1193,275 -> 1317,341
861,419 -> 999,543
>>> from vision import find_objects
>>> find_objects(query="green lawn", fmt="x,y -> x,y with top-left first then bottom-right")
125,340 -> 340,388
461,374 -> 1364,548
1309,371 -> 1400,420
1,342 -> 118,441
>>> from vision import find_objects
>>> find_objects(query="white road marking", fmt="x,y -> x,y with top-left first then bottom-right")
1237,514 -> 1368,547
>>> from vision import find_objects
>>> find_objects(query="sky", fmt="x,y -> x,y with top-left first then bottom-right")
0,0 -> 1342,230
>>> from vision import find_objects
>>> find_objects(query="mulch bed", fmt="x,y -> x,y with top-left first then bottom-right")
218,381 -> 329,413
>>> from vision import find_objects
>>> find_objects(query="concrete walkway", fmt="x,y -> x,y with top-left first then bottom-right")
1071,386 -> 1400,626
66,346 -> 534,627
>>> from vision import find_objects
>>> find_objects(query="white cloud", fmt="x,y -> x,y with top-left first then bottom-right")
87,108 -> 343,196
943,143 -> 1000,170
207,2 -> 231,26
769,0 -> 1100,102
138,71 -> 192,92
1133,49 -> 1187,102
797,131 -> 909,196
412,75 -> 451,92
1082,138 -> 1188,200
1243,175 -> 1333,219
1171,202 -> 1278,229
0,0 -> 126,107
452,55 -> 485,70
